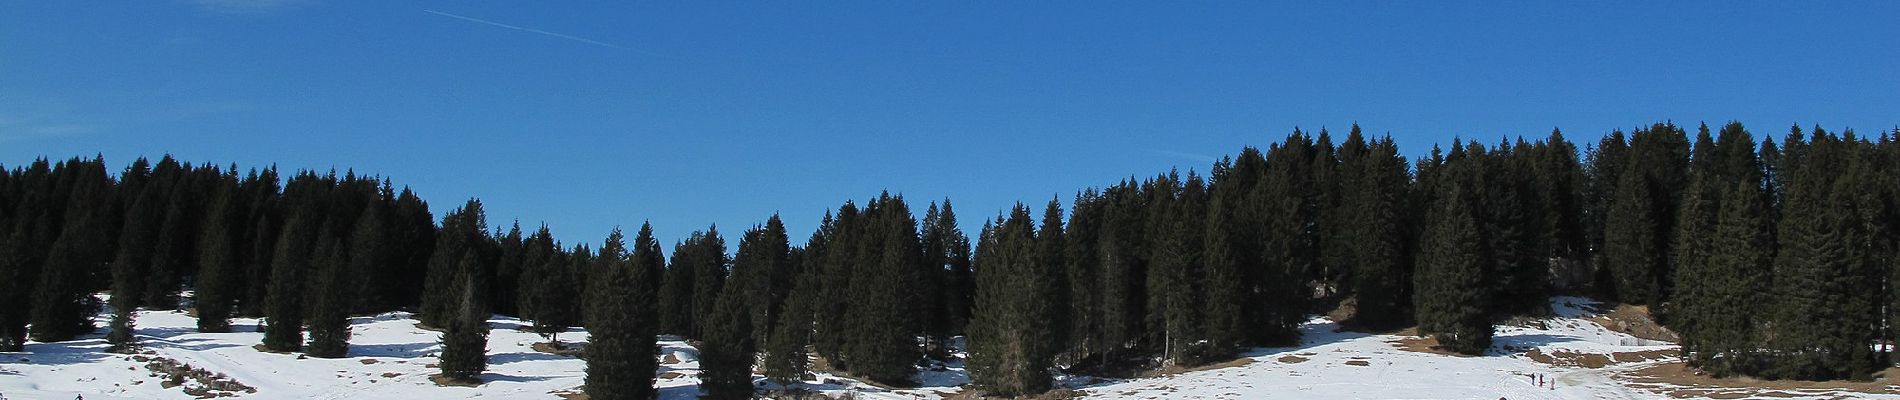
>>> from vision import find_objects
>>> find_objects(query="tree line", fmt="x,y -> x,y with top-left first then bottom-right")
1,121 -> 1896,398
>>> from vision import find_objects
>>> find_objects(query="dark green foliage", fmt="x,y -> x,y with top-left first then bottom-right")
261,213 -> 312,352
968,205 -> 1058,395
734,216 -> 793,352
1601,167 -> 1664,304
583,226 -> 660,400
305,238 -> 352,358
1681,181 -> 1772,376
30,159 -> 109,343
108,181 -> 164,350
698,277 -> 757,399
840,194 -> 923,384
762,250 -> 816,385
520,226 -> 579,345
1413,185 -> 1491,355
194,186 -> 242,333
421,199 -> 490,328
438,252 -> 490,383
1345,136 -> 1413,328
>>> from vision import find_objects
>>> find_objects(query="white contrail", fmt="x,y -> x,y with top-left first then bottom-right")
423,9 -> 625,50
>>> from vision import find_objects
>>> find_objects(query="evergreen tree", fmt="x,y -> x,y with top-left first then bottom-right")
28,163 -> 108,343
1413,185 -> 1491,355
194,186 -> 242,333
841,194 -> 924,384
583,227 -> 659,400
1601,167 -> 1663,304
522,227 -> 579,346
968,204 -> 1057,395
657,235 -> 698,336
762,254 -> 816,385
262,214 -> 314,352
421,199 -> 488,328
1685,181 -> 1772,376
698,275 -> 757,399
1344,137 -> 1412,328
438,252 -> 491,384
107,184 -> 164,350
305,237 -> 352,358
690,227 -> 729,340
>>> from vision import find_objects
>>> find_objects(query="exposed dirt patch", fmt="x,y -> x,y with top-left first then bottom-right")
412,323 -> 447,333
1140,357 -> 1256,378
1524,348 -> 1676,369
1586,303 -> 1679,343
662,353 -> 682,365
1524,349 -> 1612,368
1277,355 -> 1310,364
1343,360 -> 1370,367
532,342 -> 585,357
358,359 -> 379,365
1622,362 -> 1900,398
943,388 -> 1084,400
249,344 -> 296,354
143,355 -> 257,397
658,371 -> 685,379
428,373 -> 482,387
1387,329 -> 1477,357
381,372 -> 401,378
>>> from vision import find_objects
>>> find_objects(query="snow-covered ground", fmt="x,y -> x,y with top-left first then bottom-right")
3,296 -> 1888,399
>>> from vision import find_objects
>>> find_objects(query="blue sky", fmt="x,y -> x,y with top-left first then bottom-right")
3,1 -> 1896,246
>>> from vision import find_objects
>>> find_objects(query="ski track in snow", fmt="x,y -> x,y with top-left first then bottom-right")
1,296 -> 1888,399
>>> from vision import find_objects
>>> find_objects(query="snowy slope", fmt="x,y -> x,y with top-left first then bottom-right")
4,296 -> 1889,399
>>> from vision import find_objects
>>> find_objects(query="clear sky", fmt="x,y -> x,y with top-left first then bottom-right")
3,1 -> 1896,247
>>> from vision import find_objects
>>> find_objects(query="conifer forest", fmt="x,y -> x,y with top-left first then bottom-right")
5,121 -> 1900,398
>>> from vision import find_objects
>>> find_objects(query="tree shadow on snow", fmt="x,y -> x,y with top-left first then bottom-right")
489,351 -> 569,365
479,372 -> 554,383
351,341 -> 436,358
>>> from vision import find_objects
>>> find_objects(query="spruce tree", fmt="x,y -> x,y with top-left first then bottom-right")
107,184 -> 164,350
690,227 -> 728,340
583,227 -> 659,400
29,169 -> 107,343
1413,185 -> 1491,355
305,238 -> 353,358
698,279 -> 757,399
1345,138 -> 1412,329
194,187 -> 241,333
438,251 -> 491,384
261,214 -> 313,352
762,259 -> 816,385
967,205 -> 1056,395
1602,168 -> 1663,304
1689,181 -> 1771,376
656,237 -> 697,336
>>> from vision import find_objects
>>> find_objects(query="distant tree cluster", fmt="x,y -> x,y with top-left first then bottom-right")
1,121 -> 1896,397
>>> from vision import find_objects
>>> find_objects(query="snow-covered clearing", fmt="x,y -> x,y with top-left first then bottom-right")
3,296 -> 1893,399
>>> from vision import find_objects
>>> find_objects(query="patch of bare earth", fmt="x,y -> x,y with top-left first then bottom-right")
531,341 -> 585,357
428,373 -> 482,387
943,388 -> 1084,400
1586,303 -> 1679,343
1621,363 -> 1900,398
1276,355 -> 1310,364
1387,328 -> 1477,357
1140,357 -> 1256,378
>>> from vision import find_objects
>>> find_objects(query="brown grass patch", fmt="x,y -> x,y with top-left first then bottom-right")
428,373 -> 482,387
1621,362 -> 1900,398
659,371 -> 685,379
532,342 -> 584,357
359,359 -> 379,365
1585,303 -> 1679,343
413,323 -> 447,333
1524,349 -> 1612,368
661,353 -> 682,365
1140,357 -> 1256,377
1387,331 -> 1476,357
1343,360 -> 1370,367
1277,355 -> 1310,364
381,372 -> 401,378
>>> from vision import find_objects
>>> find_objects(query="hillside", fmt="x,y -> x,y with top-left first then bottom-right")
5,296 -> 1892,399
